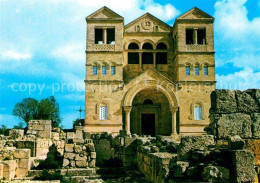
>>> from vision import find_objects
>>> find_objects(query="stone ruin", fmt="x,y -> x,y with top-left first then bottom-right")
0,89 -> 259,183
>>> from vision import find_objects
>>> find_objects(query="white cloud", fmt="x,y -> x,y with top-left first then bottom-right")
0,50 -> 32,60
216,67 -> 260,90
214,0 -> 260,73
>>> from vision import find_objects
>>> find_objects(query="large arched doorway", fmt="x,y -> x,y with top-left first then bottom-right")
130,89 -> 171,136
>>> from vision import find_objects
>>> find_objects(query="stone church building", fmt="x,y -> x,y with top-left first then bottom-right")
84,6 -> 215,136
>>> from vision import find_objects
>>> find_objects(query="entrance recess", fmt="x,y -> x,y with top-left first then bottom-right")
141,113 -> 155,136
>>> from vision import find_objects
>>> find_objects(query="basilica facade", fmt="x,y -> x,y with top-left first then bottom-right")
84,6 -> 215,136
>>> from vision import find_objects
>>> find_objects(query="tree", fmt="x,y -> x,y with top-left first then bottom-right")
13,96 -> 61,127
13,122 -> 25,129
38,96 -> 61,127
13,98 -> 38,123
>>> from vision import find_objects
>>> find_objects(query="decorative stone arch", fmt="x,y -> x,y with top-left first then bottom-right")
101,62 -> 110,70
123,80 -> 178,136
188,101 -> 206,120
124,39 -> 141,50
194,62 -> 202,70
92,62 -> 100,69
155,39 -> 170,50
141,40 -> 155,49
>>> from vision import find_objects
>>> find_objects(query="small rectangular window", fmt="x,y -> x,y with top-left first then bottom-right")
99,106 -> 107,120
93,66 -> 97,75
111,66 -> 116,75
102,66 -> 106,75
195,66 -> 199,76
186,29 -> 194,44
95,29 -> 103,44
186,66 -> 190,75
204,66 -> 208,75
107,28 -> 115,45
194,106 -> 202,120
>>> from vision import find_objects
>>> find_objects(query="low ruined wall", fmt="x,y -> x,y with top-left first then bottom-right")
208,89 -> 260,168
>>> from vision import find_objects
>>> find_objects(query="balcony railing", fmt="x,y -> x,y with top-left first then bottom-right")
186,44 -> 207,52
94,44 -> 115,51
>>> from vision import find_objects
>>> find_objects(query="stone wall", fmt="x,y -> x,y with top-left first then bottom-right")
27,120 -> 52,139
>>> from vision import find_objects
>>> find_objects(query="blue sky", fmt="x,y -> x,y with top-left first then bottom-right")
0,0 -> 259,128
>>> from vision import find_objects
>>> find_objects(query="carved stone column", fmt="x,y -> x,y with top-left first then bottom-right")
170,106 -> 178,136
124,106 -> 132,135
103,28 -> 107,44
139,52 -> 142,69
153,52 -> 156,68
194,28 -> 198,45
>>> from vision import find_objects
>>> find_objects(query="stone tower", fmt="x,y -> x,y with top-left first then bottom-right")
85,6 -> 215,136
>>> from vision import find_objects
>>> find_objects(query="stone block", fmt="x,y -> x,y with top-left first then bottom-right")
0,163 -> 3,179
231,150 -> 255,183
64,152 -> 75,160
173,161 -> 189,178
75,130 -> 83,140
75,154 -> 86,161
211,90 -> 237,113
90,152 -> 96,159
67,132 -> 74,139
18,158 -> 30,169
244,139 -> 260,166
178,135 -> 215,160
52,132 -> 60,141
14,149 -> 31,159
252,113 -> 260,138
15,168 -> 29,177
76,160 -> 88,168
70,160 -> 75,168
228,135 -> 245,150
74,145 -> 82,153
201,166 -> 229,183
65,144 -> 74,152
236,90 -> 259,113
217,113 -> 252,138
33,124 -> 44,131
63,159 -> 69,167
89,159 -> 95,167
2,160 -> 16,181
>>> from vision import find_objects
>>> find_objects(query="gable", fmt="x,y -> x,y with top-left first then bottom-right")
177,7 -> 213,20
125,13 -> 171,33
86,6 -> 123,21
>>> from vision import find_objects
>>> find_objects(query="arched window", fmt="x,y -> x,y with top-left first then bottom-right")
142,43 -> 153,50
102,65 -> 107,75
136,25 -> 140,32
195,65 -> 199,76
186,64 -> 191,75
128,43 -> 139,50
204,64 -> 208,75
128,43 -> 139,64
156,42 -> 167,50
111,66 -> 116,75
99,105 -> 107,120
92,65 -> 97,75
194,105 -> 202,120
143,99 -> 153,105
156,42 -> 167,64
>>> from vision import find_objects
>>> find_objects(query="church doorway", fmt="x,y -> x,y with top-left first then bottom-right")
141,113 -> 155,136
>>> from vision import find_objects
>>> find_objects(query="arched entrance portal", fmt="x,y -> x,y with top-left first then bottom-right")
130,89 -> 171,136
123,80 -> 178,136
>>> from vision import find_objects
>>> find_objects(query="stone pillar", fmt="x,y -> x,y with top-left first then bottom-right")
193,28 -> 198,45
103,28 -> 107,44
139,52 -> 142,69
153,52 -> 156,68
124,106 -> 132,135
170,107 -> 178,136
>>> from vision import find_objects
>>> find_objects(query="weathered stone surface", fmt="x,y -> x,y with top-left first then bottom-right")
89,159 -> 95,167
178,135 -> 215,160
67,132 -> 74,139
64,152 -> 75,160
201,166 -> 229,183
2,160 -> 16,181
70,160 -> 76,167
14,149 -> 31,159
228,135 -> 245,150
236,90 -> 259,113
63,158 -> 69,167
173,161 -> 189,178
244,139 -> 260,166
211,90 -> 237,113
232,150 -> 255,183
65,144 -> 74,152
90,152 -> 96,159
217,113 -> 252,138
251,113 -> 260,138
76,160 -> 88,168
75,154 -> 86,161
245,89 -> 260,105
52,132 -> 60,141
74,145 -> 82,153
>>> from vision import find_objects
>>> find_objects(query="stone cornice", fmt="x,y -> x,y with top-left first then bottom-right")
85,80 -> 124,84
